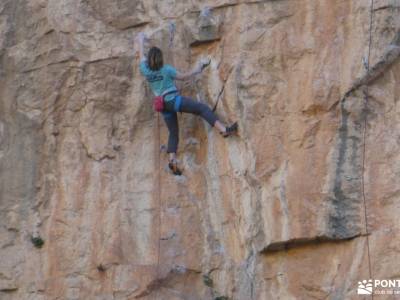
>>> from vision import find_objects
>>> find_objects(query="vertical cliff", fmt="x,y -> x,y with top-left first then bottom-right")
0,0 -> 400,299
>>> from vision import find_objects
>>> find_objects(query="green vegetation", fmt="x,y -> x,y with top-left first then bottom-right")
31,236 -> 44,248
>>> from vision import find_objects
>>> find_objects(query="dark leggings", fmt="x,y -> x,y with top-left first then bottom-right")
163,96 -> 218,153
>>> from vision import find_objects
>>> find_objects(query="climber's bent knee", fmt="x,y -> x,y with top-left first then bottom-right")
179,96 -> 218,126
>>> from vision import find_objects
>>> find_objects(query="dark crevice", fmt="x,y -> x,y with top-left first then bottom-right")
189,0 -> 287,14
0,287 -> 18,293
260,233 -> 366,254
327,99 -> 363,239
21,58 -> 79,73
43,29 -> 55,36
134,267 -> 201,298
373,5 -> 400,12
189,3 -> 239,14
189,38 -> 221,47
85,152 -> 116,162
86,56 -> 121,64
117,21 -> 151,31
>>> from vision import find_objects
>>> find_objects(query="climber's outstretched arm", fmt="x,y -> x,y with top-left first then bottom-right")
175,58 -> 210,80
175,64 -> 202,80
136,32 -> 146,62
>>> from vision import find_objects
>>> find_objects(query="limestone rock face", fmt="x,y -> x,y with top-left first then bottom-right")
0,0 -> 399,299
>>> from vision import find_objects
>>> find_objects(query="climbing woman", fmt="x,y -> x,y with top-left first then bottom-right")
136,32 -> 238,175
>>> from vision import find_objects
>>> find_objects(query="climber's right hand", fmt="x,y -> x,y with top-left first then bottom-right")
136,32 -> 147,61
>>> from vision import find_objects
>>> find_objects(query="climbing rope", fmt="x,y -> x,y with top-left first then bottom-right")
362,0 -> 374,291
155,113 -> 162,297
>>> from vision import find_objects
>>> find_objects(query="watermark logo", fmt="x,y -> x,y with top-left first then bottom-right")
357,279 -> 400,295
358,280 -> 373,295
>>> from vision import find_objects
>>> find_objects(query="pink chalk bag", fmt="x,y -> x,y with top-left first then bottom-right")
153,90 -> 178,112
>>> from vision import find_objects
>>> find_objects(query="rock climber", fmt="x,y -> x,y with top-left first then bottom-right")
136,32 -> 238,175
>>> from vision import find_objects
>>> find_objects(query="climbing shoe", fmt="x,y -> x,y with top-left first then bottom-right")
222,122 -> 238,138
168,159 -> 182,176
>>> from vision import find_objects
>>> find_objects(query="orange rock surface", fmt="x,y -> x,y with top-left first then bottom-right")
0,0 -> 399,299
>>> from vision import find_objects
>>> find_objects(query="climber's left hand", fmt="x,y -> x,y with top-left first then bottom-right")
136,32 -> 146,42
199,57 -> 211,71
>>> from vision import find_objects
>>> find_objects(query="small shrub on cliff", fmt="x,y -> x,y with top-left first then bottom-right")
203,274 -> 213,287
31,236 -> 44,248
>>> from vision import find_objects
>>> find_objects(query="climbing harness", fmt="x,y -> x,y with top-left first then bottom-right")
153,89 -> 179,112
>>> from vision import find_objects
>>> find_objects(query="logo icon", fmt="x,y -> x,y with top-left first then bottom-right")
358,279 -> 373,295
